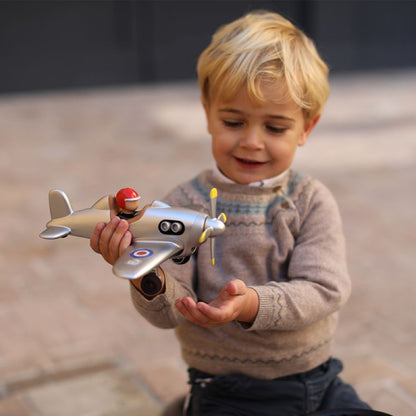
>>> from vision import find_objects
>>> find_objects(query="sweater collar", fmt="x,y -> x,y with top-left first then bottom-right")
212,164 -> 289,189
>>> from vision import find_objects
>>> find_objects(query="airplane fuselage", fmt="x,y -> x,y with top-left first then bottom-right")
44,199 -> 223,259
46,208 -> 110,239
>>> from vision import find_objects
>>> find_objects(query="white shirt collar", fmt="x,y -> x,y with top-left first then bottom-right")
212,164 -> 288,188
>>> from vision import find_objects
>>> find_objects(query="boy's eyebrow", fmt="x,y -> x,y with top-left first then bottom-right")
218,108 -> 295,122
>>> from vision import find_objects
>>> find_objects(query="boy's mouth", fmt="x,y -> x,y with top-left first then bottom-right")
234,157 -> 266,168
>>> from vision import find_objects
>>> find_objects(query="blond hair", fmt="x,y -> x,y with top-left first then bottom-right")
197,10 -> 330,121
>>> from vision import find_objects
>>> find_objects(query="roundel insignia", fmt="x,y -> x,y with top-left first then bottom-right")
130,249 -> 153,258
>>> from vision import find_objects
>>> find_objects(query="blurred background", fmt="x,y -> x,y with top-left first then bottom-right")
1,0 -> 416,93
0,1 -> 415,415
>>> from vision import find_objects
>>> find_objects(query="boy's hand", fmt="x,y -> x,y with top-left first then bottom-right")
175,279 -> 259,327
90,217 -> 132,265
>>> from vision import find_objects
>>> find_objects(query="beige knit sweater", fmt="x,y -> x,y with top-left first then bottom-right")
130,169 -> 351,379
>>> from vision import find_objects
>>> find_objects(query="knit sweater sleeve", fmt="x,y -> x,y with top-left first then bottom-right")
247,179 -> 351,331
129,261 -> 195,329
129,184 -> 202,329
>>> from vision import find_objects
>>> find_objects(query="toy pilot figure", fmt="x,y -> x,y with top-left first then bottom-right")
115,188 -> 141,220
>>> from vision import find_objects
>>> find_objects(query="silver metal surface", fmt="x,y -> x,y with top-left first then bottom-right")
40,189 -> 226,280
113,240 -> 182,280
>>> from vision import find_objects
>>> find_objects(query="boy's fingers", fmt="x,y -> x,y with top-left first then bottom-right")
119,231 -> 133,257
196,302 -> 225,322
107,219 -> 129,264
99,216 -> 119,241
176,298 -> 210,325
90,222 -> 106,253
226,279 -> 247,296
176,297 -> 235,327
98,217 -> 121,258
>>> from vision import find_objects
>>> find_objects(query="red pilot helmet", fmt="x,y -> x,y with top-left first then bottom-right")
116,188 -> 141,209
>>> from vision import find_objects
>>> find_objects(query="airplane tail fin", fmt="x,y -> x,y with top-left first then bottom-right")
49,189 -> 73,219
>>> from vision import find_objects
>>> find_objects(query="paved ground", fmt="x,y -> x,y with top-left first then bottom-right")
0,69 -> 415,416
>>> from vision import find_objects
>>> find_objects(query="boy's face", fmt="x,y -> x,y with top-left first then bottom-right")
203,80 -> 319,184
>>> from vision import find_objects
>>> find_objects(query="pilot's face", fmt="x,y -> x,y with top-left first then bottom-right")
125,200 -> 139,212
203,80 -> 319,184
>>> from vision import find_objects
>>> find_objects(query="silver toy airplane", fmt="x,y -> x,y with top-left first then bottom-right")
40,188 -> 226,282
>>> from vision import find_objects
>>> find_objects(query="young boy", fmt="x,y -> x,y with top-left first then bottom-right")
91,10 -> 371,415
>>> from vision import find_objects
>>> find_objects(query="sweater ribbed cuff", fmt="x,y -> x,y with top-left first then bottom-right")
244,285 -> 282,331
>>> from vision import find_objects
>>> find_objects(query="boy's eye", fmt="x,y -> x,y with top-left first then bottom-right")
222,120 -> 243,128
266,125 -> 287,134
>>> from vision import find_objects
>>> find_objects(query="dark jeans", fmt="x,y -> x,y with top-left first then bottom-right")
185,358 -> 371,416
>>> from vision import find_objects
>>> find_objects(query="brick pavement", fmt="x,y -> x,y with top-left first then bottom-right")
0,69 -> 415,415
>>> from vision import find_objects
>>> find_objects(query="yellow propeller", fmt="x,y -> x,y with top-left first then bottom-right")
198,188 -> 226,266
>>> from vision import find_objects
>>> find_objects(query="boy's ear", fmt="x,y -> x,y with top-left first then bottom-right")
298,114 -> 321,146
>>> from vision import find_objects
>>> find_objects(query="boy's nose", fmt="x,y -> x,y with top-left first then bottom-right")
240,127 -> 264,149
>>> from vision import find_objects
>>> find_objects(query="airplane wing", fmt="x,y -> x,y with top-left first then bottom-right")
39,225 -> 71,239
112,240 -> 182,280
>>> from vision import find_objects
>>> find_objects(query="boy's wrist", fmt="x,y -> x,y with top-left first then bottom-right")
237,288 -> 259,324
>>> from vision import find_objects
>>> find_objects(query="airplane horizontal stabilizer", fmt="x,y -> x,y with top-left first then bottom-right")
39,226 -> 71,239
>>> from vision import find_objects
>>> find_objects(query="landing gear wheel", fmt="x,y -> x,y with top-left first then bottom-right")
140,271 -> 163,296
172,256 -> 191,265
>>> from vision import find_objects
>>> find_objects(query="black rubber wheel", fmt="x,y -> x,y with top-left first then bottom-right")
139,272 -> 163,296
172,255 -> 191,265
